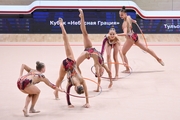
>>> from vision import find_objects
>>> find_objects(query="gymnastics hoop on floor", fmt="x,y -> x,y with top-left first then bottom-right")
62,78 -> 102,98
91,62 -> 132,80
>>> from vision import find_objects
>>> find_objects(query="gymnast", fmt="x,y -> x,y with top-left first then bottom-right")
118,6 -> 164,73
101,26 -> 126,79
54,18 -> 90,108
76,9 -> 112,92
17,61 -> 62,117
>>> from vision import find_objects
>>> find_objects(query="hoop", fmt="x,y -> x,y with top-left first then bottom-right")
62,78 -> 102,98
91,62 -> 132,80
136,23 -> 148,48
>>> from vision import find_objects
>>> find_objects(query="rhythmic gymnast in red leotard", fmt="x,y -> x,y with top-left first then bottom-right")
54,18 -> 90,108
118,6 -> 164,73
17,61 -> 62,117
101,26 -> 126,79
76,9 -> 113,92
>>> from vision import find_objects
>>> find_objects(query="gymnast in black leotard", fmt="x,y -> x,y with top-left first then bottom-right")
54,18 -> 90,108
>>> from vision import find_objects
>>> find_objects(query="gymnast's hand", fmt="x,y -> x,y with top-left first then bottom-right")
115,34 -> 118,38
83,103 -> 90,108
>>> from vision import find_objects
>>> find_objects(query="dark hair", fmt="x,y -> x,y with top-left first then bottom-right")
76,85 -> 84,94
120,6 -> 126,13
36,61 -> 45,71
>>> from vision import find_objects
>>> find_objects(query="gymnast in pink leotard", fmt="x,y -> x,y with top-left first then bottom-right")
17,62 -> 61,117
54,18 -> 90,108
118,6 -> 164,73
100,26 -> 126,79
76,9 -> 112,92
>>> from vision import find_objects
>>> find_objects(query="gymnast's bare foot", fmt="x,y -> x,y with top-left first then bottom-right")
157,58 -> 164,66
83,103 -> 90,108
54,90 -> 59,100
59,18 -> 63,28
122,69 -> 130,73
108,81 -> 113,88
94,89 -> 99,92
68,105 -> 74,108
78,8 -> 84,18
114,75 -> 119,81
23,108 -> 29,117
29,108 -> 40,113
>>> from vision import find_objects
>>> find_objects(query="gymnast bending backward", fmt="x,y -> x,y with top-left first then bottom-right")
54,18 -> 90,108
76,9 -> 113,92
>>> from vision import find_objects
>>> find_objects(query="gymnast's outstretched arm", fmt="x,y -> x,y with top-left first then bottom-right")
41,76 -> 63,92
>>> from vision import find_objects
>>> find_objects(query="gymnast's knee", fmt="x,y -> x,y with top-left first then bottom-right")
35,89 -> 41,95
144,48 -> 150,52
122,51 -> 127,56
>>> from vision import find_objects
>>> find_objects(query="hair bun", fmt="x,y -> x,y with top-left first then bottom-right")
122,6 -> 126,10
111,25 -> 114,28
36,61 -> 40,65
109,25 -> 116,32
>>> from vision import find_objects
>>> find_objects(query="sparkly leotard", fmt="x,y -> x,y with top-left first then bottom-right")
128,30 -> 138,42
62,58 -> 77,105
84,47 -> 104,65
17,73 -> 45,90
100,36 -> 117,55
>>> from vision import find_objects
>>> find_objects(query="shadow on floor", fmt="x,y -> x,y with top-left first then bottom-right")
131,70 -> 164,74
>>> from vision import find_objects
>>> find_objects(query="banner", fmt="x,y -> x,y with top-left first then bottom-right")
0,9 -> 179,33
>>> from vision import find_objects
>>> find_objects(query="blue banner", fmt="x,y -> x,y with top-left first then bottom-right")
0,9 -> 179,34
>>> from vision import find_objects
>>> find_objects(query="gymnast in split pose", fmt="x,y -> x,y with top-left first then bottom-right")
76,9 -> 112,92
118,6 -> 164,73
101,26 -> 126,79
17,61 -> 62,117
54,18 -> 90,108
